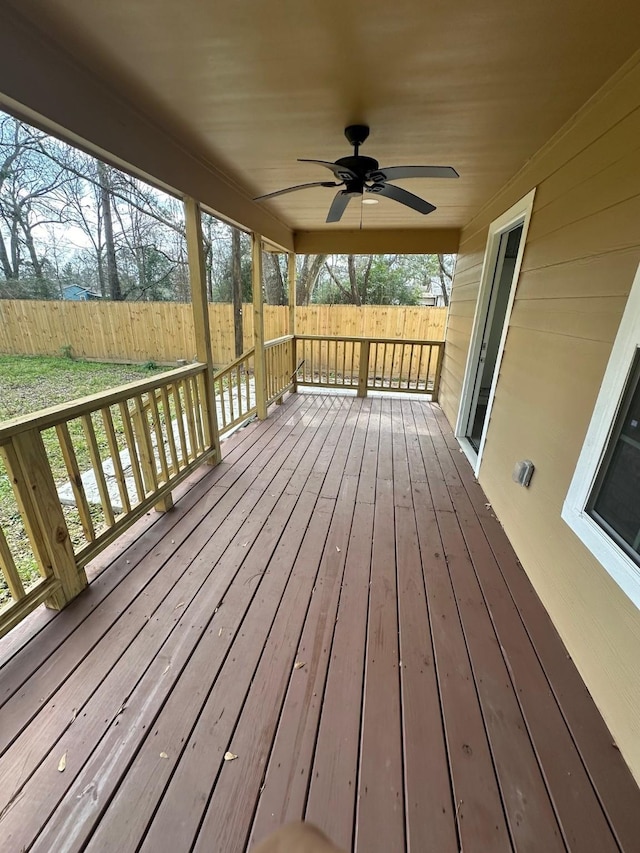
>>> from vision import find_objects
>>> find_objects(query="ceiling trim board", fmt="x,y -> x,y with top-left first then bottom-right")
294,229 -> 461,255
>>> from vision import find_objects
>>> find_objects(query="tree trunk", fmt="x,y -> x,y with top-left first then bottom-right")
296,254 -> 326,305
97,161 -> 123,300
22,221 -> 45,281
231,227 -> 244,357
0,232 -> 15,280
437,254 -> 451,307
265,253 -> 286,305
347,255 -> 362,305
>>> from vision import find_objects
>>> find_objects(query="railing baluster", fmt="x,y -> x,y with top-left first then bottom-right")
416,345 -> 426,392
309,341 -> 315,385
424,345 -> 434,393
215,377 -> 227,430
190,376 -> 205,453
227,370 -> 235,425
171,383 -> 189,464
147,390 -> 170,485
119,400 -> 146,501
55,421 -> 96,541
181,380 -> 198,460
391,343 -> 397,388
132,394 -> 159,493
100,407 -> 131,515
234,366 -> 241,418
81,413 -> 116,527
245,360 -> 251,414
407,344 -> 415,390
350,340 -> 356,386
159,386 -> 180,476
0,525 -> 25,601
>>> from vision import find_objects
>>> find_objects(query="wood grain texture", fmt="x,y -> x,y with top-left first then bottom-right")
0,394 -> 637,853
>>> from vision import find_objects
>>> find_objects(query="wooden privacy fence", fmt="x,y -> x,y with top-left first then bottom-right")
0,300 -> 447,366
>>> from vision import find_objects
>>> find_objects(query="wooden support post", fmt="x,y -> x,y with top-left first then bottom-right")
185,196 -> 222,464
357,339 -> 370,398
2,431 -> 87,609
288,252 -> 297,393
252,233 -> 268,420
431,342 -> 445,402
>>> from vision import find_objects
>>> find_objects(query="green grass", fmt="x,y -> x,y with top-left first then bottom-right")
0,355 -> 166,607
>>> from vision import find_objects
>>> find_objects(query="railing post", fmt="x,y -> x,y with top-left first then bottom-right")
431,342 -> 445,402
184,197 -> 221,464
288,252 -> 297,393
357,339 -> 370,398
252,233 -> 268,420
1,431 -> 87,610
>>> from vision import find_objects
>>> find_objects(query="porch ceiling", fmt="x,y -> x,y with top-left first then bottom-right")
1,1 -> 639,248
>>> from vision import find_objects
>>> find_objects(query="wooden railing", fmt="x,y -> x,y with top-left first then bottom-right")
294,335 -> 444,399
264,335 -> 295,406
0,363 -> 217,637
213,347 -> 258,435
0,334 -> 444,638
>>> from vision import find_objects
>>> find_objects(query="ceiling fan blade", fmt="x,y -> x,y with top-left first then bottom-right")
373,165 -> 459,181
326,190 -> 354,223
254,181 -> 340,201
298,159 -> 358,180
367,183 -> 436,215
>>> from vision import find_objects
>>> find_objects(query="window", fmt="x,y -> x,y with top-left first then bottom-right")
562,262 -> 640,608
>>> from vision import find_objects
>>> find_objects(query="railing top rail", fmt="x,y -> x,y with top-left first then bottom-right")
294,334 -> 444,346
264,334 -> 294,349
214,347 -> 256,377
0,362 -> 206,442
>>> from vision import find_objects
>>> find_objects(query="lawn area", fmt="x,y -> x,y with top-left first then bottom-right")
0,355 -> 165,607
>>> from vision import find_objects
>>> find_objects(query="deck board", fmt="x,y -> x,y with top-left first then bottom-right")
1,392 -> 639,852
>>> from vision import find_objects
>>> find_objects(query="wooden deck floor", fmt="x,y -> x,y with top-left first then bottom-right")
1,393 -> 639,852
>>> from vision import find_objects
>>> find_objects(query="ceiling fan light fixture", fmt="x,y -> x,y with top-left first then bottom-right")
254,126 -> 459,223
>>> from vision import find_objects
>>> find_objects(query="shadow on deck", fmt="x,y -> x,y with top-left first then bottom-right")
0,392 -> 639,852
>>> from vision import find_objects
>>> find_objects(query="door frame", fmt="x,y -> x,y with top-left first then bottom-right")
455,188 -> 536,474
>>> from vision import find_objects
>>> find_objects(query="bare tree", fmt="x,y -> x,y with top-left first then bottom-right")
96,161 -> 122,300
436,254 -> 453,306
295,254 -> 326,305
0,116 -> 71,296
231,227 -> 243,356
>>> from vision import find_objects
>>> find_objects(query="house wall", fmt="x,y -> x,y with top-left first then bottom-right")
441,51 -> 640,780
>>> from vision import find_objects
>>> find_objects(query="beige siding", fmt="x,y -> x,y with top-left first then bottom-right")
442,52 -> 640,780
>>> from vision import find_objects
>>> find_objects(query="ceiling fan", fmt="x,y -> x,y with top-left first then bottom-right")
254,125 -> 459,223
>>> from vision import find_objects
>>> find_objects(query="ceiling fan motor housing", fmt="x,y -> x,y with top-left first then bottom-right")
335,155 -> 380,182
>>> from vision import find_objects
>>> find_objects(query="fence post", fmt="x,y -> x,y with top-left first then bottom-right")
252,234 -> 268,420
357,339 -> 370,398
288,252 -> 298,393
1,431 -> 87,610
184,197 -> 221,464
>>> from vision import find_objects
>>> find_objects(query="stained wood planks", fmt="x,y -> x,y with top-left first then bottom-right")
0,393 -> 638,853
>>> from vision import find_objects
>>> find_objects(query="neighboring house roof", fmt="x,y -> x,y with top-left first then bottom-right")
62,284 -> 102,299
